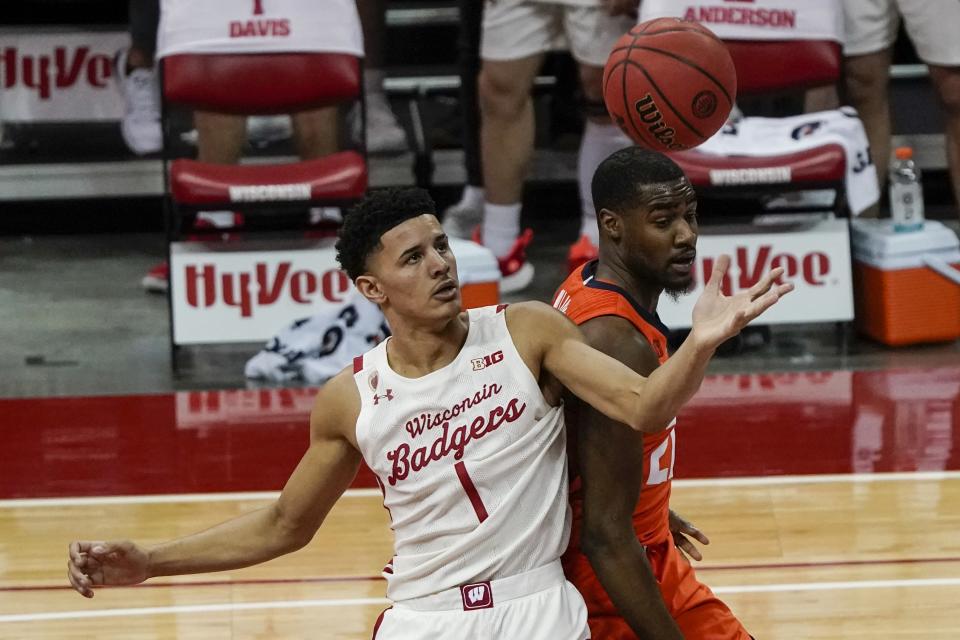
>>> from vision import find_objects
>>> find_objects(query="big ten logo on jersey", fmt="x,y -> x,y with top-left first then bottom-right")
1,44 -> 111,100
471,350 -> 504,371
184,263 -> 350,318
230,0 -> 290,38
647,421 -> 677,486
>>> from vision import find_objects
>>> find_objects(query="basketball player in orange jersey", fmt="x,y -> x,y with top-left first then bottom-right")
67,187 -> 788,638
557,146 -> 755,639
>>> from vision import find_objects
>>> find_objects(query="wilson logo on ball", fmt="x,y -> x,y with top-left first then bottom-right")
634,94 -> 683,151
603,17 -> 737,151
692,91 -> 718,119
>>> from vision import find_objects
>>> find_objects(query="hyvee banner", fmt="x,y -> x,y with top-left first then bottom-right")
0,31 -> 129,122
640,0 -> 843,42
657,219 -> 854,328
170,242 -> 353,344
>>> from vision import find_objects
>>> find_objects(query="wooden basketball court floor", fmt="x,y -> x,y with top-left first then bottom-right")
2,366 -> 958,638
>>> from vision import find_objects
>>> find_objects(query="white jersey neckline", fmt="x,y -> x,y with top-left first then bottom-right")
380,314 -> 477,384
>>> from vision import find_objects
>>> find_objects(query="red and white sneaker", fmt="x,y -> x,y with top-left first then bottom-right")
192,210 -> 245,240
472,228 -> 535,294
141,261 -> 169,293
567,235 -> 598,275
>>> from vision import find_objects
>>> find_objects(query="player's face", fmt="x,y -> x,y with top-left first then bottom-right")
362,214 -> 461,319
622,177 -> 698,296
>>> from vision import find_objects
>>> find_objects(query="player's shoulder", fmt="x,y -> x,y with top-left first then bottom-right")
580,314 -> 661,375
310,365 -> 362,439
504,300 -> 575,331
502,301 -> 580,358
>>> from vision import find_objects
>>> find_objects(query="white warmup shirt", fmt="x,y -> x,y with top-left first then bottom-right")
156,0 -> 363,57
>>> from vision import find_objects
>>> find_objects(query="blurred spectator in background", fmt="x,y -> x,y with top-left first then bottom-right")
115,0 -> 162,155
117,0 -> 402,158
140,0 -> 363,292
356,0 -> 408,154
842,0 -> 960,217
471,0 -> 634,293
441,0 -> 485,238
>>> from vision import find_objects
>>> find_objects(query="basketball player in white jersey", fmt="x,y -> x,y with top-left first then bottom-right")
67,187 -> 791,638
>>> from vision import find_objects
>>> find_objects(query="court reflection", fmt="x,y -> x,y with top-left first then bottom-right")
1,367 -> 957,499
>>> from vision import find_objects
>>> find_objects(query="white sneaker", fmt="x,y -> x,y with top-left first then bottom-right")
309,207 -> 343,225
365,92 -> 408,155
115,49 -> 162,155
442,200 -> 483,239
247,115 -> 293,148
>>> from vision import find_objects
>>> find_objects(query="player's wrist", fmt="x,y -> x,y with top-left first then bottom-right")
144,545 -> 159,580
683,328 -> 718,358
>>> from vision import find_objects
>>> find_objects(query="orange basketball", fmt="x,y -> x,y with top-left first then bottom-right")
603,18 -> 737,152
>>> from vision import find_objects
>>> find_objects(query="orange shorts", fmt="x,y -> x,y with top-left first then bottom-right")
564,537 -> 752,640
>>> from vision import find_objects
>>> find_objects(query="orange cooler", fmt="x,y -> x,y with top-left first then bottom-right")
851,219 -> 960,346
449,238 -> 501,309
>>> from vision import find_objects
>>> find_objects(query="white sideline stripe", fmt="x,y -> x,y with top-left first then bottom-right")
712,578 -> 960,595
0,597 -> 390,624
3,471 -> 959,509
0,489 -> 377,508
4,578 -> 960,624
672,471 -> 960,488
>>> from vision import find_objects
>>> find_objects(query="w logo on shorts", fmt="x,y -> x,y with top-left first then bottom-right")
460,581 -> 494,610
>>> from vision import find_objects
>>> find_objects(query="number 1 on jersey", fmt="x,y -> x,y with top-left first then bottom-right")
455,461 -> 489,523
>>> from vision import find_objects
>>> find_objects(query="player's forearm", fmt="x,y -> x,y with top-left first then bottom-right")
629,337 -> 714,433
146,504 -> 308,578
583,534 -> 685,640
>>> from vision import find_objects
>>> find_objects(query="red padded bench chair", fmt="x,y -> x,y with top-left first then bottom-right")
162,52 -> 367,225
669,39 -> 849,212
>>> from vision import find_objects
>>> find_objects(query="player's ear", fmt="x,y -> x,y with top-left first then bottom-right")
597,208 -> 622,241
354,274 -> 386,305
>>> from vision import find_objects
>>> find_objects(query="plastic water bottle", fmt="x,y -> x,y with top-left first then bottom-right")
889,146 -> 925,232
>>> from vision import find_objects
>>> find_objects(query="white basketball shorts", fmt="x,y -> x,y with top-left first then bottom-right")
843,0 -> 960,65
372,562 -> 590,639
481,0 -> 633,67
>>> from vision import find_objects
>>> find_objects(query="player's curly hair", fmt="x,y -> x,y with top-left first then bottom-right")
336,187 -> 438,280
592,146 -> 686,214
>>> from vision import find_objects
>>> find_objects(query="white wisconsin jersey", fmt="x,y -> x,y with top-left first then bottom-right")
157,0 -> 363,58
353,305 -> 570,602
640,0 -> 842,43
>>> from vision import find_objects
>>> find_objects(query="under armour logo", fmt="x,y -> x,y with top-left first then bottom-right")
460,581 -> 493,610
373,389 -> 394,405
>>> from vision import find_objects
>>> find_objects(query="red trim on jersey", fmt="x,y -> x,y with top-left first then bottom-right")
371,606 -> 391,638
353,355 -> 364,373
374,476 -> 394,530
454,461 -> 489,523
496,304 -> 508,313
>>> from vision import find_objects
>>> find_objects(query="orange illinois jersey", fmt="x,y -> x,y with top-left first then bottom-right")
553,260 -> 676,549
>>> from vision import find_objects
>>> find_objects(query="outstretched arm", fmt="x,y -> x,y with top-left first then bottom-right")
67,370 -> 362,597
576,316 -> 684,639
513,255 -> 792,433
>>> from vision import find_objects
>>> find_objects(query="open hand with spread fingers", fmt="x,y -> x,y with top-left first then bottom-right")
67,540 -> 150,598
689,254 -> 794,352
